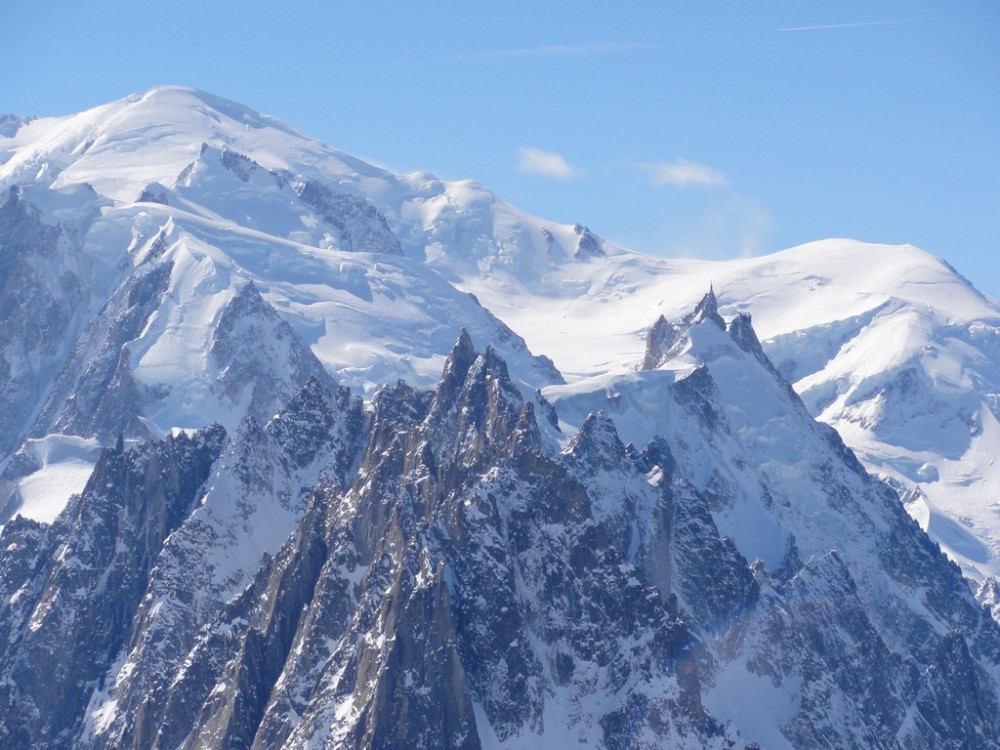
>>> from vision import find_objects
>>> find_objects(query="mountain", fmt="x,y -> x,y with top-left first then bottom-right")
5,88 -> 999,588
2,87 -> 1000,748
0,87 -> 564,524
454,237 -> 1000,588
3,325 -> 999,748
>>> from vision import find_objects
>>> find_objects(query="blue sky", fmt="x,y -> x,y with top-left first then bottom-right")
3,1 -> 998,293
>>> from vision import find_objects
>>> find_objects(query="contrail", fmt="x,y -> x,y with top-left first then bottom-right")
778,19 -> 915,32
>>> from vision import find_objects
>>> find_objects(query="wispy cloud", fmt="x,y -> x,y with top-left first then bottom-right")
778,19 -> 915,32
638,159 -> 727,188
517,147 -> 583,179
671,196 -> 773,260
436,41 -> 659,63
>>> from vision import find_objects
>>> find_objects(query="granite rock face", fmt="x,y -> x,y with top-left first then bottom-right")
0,320 -> 998,748
0,427 -> 226,749
211,280 -> 337,424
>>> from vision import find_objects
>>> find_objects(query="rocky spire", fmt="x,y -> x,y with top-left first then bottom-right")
642,287 -> 725,370
728,311 -> 806,404
687,286 -> 725,329
433,329 -> 477,414
641,315 -> 680,370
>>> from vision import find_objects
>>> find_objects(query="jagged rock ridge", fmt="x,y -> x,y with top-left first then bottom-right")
0,317 -> 998,748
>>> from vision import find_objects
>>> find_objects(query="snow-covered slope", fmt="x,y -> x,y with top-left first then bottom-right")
0,88 -> 565,524
0,87 -> 1000,592
3,87 -> 1000,749
2,85 -> 999,591
0,86 -> 604,275
0,87 -> 1000,578
454,239 -> 1000,585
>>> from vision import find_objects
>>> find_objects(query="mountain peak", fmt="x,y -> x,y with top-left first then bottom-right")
441,329 -> 476,384
121,85 -> 275,129
687,286 -> 725,329
431,328 -> 483,417
565,411 -> 626,470
642,287 -> 728,370
642,315 -> 680,371
4,87 -> 1000,750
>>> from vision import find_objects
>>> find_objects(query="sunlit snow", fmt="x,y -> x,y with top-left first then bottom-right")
4,85 -> 1000,587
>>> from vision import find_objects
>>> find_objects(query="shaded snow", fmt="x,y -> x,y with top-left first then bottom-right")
11,435 -> 99,523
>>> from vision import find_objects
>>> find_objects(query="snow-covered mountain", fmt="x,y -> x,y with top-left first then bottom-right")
0,87 -> 565,523
4,86 -> 998,587
453,238 -> 1000,588
2,87 -> 1000,748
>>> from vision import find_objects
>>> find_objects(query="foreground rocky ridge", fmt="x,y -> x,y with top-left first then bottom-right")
1,313 -> 998,748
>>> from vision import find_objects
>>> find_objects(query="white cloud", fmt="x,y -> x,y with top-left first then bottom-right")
517,147 -> 583,179
639,159 -> 727,188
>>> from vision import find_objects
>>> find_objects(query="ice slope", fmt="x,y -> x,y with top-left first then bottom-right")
81,202 -> 558,417
1,89 -> 564,392
10,435 -> 99,523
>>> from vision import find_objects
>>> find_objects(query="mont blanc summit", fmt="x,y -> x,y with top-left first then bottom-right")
1,87 -> 999,749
